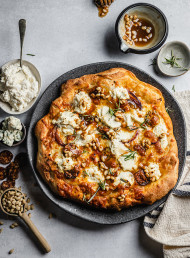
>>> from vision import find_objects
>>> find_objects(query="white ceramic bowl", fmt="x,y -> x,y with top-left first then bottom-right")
0,59 -> 41,114
157,41 -> 190,77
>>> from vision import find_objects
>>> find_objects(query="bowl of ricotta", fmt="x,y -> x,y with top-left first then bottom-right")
0,116 -> 26,147
0,59 -> 41,114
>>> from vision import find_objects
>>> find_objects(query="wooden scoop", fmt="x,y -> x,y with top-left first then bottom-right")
0,188 -> 51,253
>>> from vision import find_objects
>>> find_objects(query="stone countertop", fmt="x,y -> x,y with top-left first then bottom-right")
0,0 -> 189,257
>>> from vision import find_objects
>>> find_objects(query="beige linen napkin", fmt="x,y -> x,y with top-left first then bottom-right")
144,90 -> 190,258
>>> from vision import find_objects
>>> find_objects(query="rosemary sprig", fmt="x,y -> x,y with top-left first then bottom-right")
120,178 -> 128,183
87,186 -> 100,203
162,50 -> 188,71
86,180 -> 106,203
149,58 -> 157,66
108,98 -> 123,117
122,150 -> 136,161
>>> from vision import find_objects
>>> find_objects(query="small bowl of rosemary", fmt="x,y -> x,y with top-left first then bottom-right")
157,41 -> 190,77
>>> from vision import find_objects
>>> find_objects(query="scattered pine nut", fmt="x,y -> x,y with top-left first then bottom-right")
8,249 -> 14,255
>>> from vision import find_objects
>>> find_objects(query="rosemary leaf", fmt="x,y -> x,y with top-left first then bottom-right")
172,85 -> 175,92
122,151 -> 136,161
87,187 -> 100,203
99,180 -> 106,190
26,53 -> 35,56
120,178 -> 128,183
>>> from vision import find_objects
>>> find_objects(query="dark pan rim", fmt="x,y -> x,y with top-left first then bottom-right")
27,61 -> 187,224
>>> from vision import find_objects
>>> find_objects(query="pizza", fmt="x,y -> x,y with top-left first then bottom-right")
35,68 -> 179,210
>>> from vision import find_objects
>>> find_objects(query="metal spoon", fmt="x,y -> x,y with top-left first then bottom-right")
0,188 -> 51,253
19,19 -> 26,68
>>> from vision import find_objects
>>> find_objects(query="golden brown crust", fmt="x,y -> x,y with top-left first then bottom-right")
35,68 -> 179,210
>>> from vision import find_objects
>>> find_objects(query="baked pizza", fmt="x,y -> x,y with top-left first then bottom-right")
35,68 -> 179,210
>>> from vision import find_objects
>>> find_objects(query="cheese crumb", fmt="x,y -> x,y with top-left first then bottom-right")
114,171 -> 134,187
73,91 -> 92,114
144,163 -> 161,182
97,106 -> 121,128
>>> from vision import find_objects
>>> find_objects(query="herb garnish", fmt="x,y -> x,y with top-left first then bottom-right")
122,150 -> 136,161
108,168 -> 115,175
172,85 -> 175,92
127,125 -> 139,131
26,54 -> 35,56
86,180 -> 106,203
120,178 -> 128,183
149,58 -> 157,66
162,50 -> 188,71
107,98 -> 123,117
166,107 -> 173,114
98,132 -> 109,140
83,171 -> 89,177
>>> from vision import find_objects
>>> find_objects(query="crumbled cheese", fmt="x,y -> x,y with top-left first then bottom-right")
153,119 -> 167,137
144,163 -> 161,182
111,139 -> 128,157
52,111 -> 81,128
97,106 -> 121,128
118,153 -> 138,171
2,116 -> 22,131
160,134 -> 168,149
0,116 -> 23,146
85,165 -> 104,183
110,86 -> 129,100
114,171 -> 134,187
123,113 -> 133,126
74,125 -> 97,146
131,109 -> 145,123
110,130 -> 135,157
55,156 -> 75,171
73,91 -> 92,114
0,62 -> 38,111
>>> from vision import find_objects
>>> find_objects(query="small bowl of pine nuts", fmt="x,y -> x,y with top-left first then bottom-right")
115,3 -> 168,54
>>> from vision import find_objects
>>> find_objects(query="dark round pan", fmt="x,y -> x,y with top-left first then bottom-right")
27,62 -> 186,224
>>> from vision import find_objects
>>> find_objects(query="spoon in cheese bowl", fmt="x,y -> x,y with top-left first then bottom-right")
0,188 -> 51,253
0,19 -> 41,115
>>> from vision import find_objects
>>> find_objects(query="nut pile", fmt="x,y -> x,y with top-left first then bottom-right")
123,14 -> 155,47
1,190 -> 25,215
0,151 -> 26,191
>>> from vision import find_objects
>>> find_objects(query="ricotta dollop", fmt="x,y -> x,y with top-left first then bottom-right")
0,63 -> 38,111
73,91 -> 92,114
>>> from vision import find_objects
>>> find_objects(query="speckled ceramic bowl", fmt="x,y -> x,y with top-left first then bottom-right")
0,120 -> 26,147
157,41 -> 190,77
0,59 -> 41,115
115,3 -> 168,54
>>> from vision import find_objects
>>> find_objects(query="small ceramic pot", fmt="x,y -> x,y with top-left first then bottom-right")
0,121 -> 26,147
157,41 -> 190,77
115,3 -> 168,54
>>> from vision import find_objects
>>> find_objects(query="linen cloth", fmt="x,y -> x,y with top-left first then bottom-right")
144,90 -> 190,258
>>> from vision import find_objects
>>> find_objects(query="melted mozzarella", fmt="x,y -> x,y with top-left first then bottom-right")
114,171 -> 134,187
110,86 -> 129,100
118,154 -> 138,171
73,91 -> 92,114
97,106 -> 121,128
85,165 -> 104,183
144,163 -> 161,182
52,111 -> 80,128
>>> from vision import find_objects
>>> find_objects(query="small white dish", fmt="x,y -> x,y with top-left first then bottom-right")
157,41 -> 190,77
0,59 -> 41,114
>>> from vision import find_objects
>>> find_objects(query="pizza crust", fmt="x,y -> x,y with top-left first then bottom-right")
35,68 -> 179,210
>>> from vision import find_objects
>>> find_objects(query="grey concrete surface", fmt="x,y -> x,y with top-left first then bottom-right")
0,0 -> 189,257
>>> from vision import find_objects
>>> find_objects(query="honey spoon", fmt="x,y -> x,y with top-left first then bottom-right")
0,188 -> 51,253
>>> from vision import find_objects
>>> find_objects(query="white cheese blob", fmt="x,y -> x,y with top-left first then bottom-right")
110,86 -> 129,100
0,62 -> 38,111
160,134 -> 168,149
153,119 -> 167,137
131,109 -> 145,123
85,165 -> 104,183
144,163 -> 161,182
52,111 -> 80,128
110,130 -> 135,157
118,154 -> 138,171
73,91 -> 92,114
114,171 -> 134,187
55,156 -> 75,171
74,125 -> 97,146
97,106 -> 121,128
2,116 -> 22,131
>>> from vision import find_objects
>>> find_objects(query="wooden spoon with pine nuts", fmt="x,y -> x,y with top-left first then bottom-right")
0,188 -> 51,253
